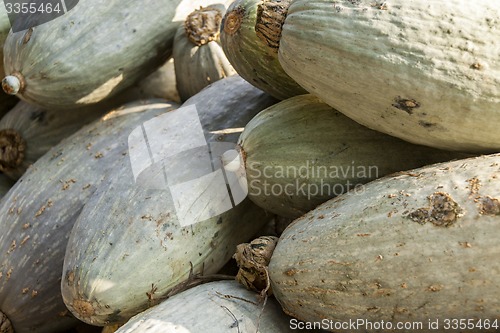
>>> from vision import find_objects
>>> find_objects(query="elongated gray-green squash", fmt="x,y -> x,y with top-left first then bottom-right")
115,281 -> 302,333
237,95 -> 471,219
61,75 -> 278,326
268,153 -> 500,327
0,100 -> 178,333
276,0 -> 500,152
0,101 -> 108,180
1,0 -> 231,110
173,4 -> 236,102
220,0 -> 306,100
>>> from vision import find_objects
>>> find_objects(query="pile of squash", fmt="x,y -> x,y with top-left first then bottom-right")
0,1 -> 498,332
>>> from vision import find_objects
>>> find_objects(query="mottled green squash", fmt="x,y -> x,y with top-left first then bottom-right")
0,101 -> 106,180
277,0 -> 500,152
237,94 -> 470,218
1,0 -> 232,110
173,4 -> 236,101
268,154 -> 500,327
220,0 -> 306,100
0,100 -> 178,333
61,76 -> 278,326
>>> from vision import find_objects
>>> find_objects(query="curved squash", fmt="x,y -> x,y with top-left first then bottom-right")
237,94 -> 470,218
0,100 -> 178,333
0,101 -> 107,180
115,281 -> 298,333
173,4 -> 236,101
268,153 -> 500,326
1,0 -> 232,110
220,0 -> 306,100
277,0 -> 500,152
61,75 -> 278,325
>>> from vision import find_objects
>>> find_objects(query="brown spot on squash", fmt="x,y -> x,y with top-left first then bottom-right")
72,299 -> 95,318
479,196 -> 500,215
392,97 -> 420,114
22,28 -> 33,44
467,177 -> 481,196
470,62 -> 483,70
408,192 -> 463,227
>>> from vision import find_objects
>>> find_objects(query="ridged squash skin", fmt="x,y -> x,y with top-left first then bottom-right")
278,0 -> 500,152
61,75 -> 278,325
173,4 -> 236,102
2,0 -> 229,110
220,0 -> 307,100
0,100 -> 178,333
269,154 -> 500,327
115,281 -> 299,333
238,94 -> 470,219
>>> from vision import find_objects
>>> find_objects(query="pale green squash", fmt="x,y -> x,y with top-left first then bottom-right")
237,94 -> 471,218
277,0 -> 500,152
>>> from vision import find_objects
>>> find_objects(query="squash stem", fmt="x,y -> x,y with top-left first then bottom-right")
255,0 -> 292,53
0,129 -> 26,174
185,6 -> 223,46
0,311 -> 14,333
2,73 -> 25,95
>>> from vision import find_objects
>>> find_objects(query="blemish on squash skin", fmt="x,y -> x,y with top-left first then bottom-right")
470,62 -> 483,70
72,299 -> 95,318
22,27 -> 33,44
479,196 -> 500,215
392,97 -> 420,115
418,120 -> 437,129
408,192 -> 463,227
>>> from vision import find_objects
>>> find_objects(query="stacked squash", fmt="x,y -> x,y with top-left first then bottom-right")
0,0 -> 498,332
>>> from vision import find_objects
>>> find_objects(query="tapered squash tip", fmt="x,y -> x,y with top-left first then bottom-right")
0,311 -> 14,333
185,6 -> 223,46
2,73 -> 25,95
0,129 -> 26,174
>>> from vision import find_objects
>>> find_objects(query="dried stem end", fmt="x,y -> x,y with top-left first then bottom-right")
0,311 -> 14,333
0,129 -> 26,174
255,0 -> 292,53
185,6 -> 223,46
234,236 -> 279,296
223,6 -> 245,36
2,73 -> 25,95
